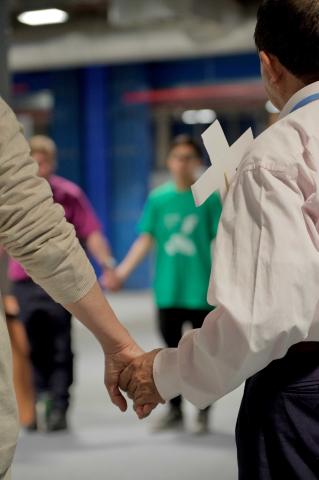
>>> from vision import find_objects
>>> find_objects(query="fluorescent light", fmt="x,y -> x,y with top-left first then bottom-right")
18,8 -> 69,26
196,109 -> 217,124
265,100 -> 279,114
182,110 -> 197,124
182,109 -> 217,125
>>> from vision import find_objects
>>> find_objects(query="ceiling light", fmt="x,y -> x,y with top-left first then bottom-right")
182,110 -> 198,125
196,109 -> 217,124
18,8 -> 69,27
265,100 -> 279,114
182,109 -> 217,125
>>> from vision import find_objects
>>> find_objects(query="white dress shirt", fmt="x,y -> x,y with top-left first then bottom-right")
153,81 -> 319,409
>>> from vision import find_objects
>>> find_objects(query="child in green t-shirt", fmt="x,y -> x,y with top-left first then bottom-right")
106,135 -> 222,433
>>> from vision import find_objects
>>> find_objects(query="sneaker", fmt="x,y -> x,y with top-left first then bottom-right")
152,407 -> 184,432
193,409 -> 210,435
47,409 -> 68,432
35,393 -> 52,433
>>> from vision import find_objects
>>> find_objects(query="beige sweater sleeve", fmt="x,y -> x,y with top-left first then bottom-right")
0,98 -> 97,304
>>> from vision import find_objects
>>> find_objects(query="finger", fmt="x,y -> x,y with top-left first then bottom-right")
119,364 -> 135,392
127,390 -> 135,400
119,369 -> 140,400
107,383 -> 127,412
136,403 -> 156,419
119,373 -> 139,399
134,393 -> 158,406
134,387 -> 166,406
135,405 -> 144,418
142,403 -> 156,418
134,402 -> 154,413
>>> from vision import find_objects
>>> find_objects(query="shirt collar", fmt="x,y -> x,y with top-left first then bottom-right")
279,81 -> 319,120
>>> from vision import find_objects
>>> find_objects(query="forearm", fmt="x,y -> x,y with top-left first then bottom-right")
153,308 -> 258,409
117,234 -> 153,281
86,231 -> 114,269
154,299 -> 309,409
65,281 -> 133,354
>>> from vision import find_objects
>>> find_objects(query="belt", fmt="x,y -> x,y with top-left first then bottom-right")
289,342 -> 319,353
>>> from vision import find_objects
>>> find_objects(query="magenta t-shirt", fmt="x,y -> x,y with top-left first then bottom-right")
9,175 -> 101,282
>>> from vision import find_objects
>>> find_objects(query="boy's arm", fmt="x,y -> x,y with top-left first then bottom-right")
86,231 -> 113,268
106,234 -> 153,291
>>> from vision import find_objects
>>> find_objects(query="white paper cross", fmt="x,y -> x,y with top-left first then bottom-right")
191,120 -> 254,206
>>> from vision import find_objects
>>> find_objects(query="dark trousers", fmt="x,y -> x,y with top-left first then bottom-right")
13,280 -> 73,412
236,350 -> 319,479
158,307 -> 211,411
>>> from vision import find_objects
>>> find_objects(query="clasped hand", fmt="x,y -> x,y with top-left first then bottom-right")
105,346 -> 165,419
120,349 -> 165,418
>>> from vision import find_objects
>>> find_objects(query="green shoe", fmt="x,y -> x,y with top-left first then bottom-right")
35,393 -> 52,433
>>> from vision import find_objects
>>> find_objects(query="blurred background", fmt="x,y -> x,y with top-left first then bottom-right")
0,1 -> 274,479
5,0 -> 270,289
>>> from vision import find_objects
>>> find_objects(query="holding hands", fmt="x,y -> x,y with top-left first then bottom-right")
119,349 -> 165,418
102,233 -> 164,416
105,346 -> 165,418
103,268 -> 125,292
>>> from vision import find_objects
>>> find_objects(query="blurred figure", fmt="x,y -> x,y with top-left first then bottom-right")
8,135 -> 116,432
0,249 -> 35,429
0,97 -> 145,478
5,294 -> 35,429
106,135 -> 222,433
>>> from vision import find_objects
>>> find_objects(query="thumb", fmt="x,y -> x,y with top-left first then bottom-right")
107,381 -> 128,412
105,362 -> 128,412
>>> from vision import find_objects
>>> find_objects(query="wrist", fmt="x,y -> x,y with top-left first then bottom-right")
98,321 -> 134,355
104,335 -> 142,358
100,257 -> 117,270
116,265 -> 129,283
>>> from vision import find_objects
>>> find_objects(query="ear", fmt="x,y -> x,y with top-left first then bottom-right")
259,51 -> 283,86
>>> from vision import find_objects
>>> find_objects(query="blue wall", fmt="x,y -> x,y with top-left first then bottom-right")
13,51 -> 260,288
107,64 -> 153,288
14,70 -> 83,186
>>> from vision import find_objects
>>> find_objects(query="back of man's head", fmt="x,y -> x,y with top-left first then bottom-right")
255,0 -> 319,84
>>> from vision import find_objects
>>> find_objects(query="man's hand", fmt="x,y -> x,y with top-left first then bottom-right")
119,349 -> 165,419
105,342 -> 145,412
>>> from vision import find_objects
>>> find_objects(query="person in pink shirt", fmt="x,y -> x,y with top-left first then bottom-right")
9,135 -> 116,432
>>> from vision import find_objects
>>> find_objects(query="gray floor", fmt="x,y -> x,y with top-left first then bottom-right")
12,291 -> 242,480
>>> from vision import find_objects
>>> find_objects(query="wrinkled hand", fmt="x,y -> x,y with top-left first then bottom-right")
104,342 -> 145,412
119,349 -> 165,419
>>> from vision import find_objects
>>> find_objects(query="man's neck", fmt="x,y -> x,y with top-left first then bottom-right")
278,76 -> 306,110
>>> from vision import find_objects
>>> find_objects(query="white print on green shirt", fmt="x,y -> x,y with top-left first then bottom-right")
165,214 -> 199,256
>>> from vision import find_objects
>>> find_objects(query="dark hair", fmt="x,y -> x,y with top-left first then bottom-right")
255,0 -> 319,83
169,134 -> 202,158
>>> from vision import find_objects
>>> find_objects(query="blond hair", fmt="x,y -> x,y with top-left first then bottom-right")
30,135 -> 57,165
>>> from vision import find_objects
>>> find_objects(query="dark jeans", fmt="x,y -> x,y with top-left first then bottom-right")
13,280 -> 73,412
236,350 -> 319,479
158,307 -> 211,412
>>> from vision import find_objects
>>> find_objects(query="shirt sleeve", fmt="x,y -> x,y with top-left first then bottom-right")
0,99 -> 96,305
154,165 -> 319,408
137,195 -> 157,236
70,189 -> 101,241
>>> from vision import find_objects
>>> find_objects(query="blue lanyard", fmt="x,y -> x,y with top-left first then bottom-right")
291,93 -> 319,113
